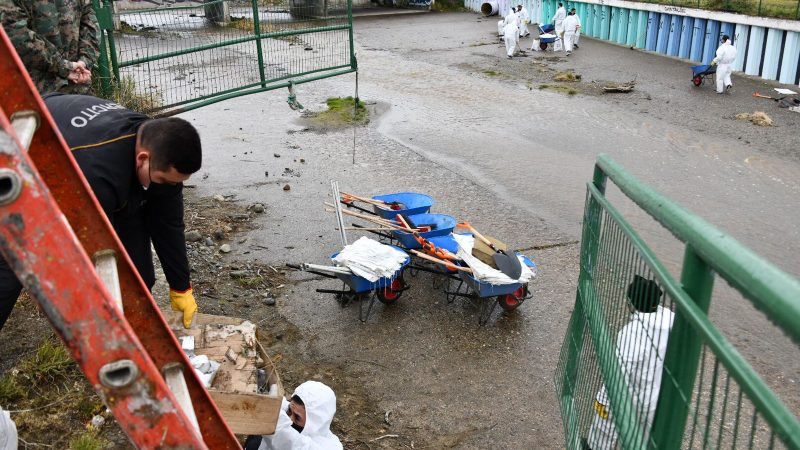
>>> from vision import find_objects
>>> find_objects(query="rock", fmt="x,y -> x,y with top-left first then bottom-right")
273,153 -> 281,158
283,184 -> 291,191
204,237 -> 214,247
213,194 -> 225,202
213,228 -> 226,240
91,415 -> 105,428
300,158 -> 306,163
252,204 -> 265,213
185,230 -> 202,242
264,171 -> 269,177
275,332 -> 284,340
219,244 -> 232,253
263,296 -> 276,306
230,270 -> 248,278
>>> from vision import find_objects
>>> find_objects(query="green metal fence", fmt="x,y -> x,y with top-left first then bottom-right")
555,155 -> 800,450
93,0 -> 357,116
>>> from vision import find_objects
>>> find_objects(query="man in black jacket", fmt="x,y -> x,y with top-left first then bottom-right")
0,93 -> 201,330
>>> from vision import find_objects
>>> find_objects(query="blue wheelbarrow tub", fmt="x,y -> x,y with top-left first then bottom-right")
427,234 -> 462,254
459,271 -> 525,297
691,64 -> 716,76
391,213 -> 457,249
371,192 -> 434,219
329,246 -> 410,293
540,23 -> 555,33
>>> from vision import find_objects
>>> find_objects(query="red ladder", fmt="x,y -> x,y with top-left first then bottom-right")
0,26 -> 240,449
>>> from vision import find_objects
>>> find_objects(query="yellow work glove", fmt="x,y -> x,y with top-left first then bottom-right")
594,399 -> 609,420
170,287 -> 197,328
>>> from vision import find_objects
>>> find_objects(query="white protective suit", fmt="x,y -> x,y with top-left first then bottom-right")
712,39 -> 737,94
586,306 -> 675,450
574,13 -> 582,46
562,14 -> 580,53
518,6 -> 530,37
259,381 -> 343,450
552,6 -> 567,51
0,407 -> 17,450
503,11 -> 520,57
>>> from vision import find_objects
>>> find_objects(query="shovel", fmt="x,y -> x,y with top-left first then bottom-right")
459,222 -> 522,279
342,192 -> 406,211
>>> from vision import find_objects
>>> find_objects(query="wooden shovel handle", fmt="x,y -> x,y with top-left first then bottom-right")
410,250 -> 472,273
341,192 -> 392,209
459,222 -> 494,248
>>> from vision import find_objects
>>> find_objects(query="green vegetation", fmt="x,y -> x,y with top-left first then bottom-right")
0,375 -> 24,403
308,96 -> 369,127
21,338 -> 74,380
432,0 -> 469,12
92,73 -> 161,113
639,0 -> 798,19
553,71 -> 581,82
69,431 -> 106,450
538,84 -> 579,95
483,70 -> 500,77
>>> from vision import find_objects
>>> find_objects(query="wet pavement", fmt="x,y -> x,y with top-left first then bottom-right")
181,11 -> 799,448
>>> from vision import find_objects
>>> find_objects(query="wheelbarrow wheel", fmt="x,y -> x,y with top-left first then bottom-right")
692,75 -> 703,87
377,277 -> 406,305
539,41 -> 548,51
498,286 -> 526,312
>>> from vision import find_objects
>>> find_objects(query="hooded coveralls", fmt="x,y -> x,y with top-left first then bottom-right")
586,305 -> 675,450
503,11 -> 520,57
259,381 -> 343,450
552,6 -> 566,51
712,39 -> 737,94
562,13 -> 579,53
517,6 -> 529,37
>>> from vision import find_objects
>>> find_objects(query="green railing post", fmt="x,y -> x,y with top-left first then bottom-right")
250,0 -> 266,87
347,0 -> 357,70
92,0 -> 113,98
648,246 -> 715,450
103,0 -> 121,85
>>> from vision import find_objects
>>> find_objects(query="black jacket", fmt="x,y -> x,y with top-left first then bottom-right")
43,93 -> 191,291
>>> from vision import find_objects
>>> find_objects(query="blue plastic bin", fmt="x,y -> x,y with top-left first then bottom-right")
392,213 -> 457,249
371,192 -> 434,219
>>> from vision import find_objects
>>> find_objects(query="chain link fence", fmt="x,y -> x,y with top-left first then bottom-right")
555,155 -> 800,450
94,0 -> 357,115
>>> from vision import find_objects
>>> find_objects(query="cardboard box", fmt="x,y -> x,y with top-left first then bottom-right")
471,235 -> 508,268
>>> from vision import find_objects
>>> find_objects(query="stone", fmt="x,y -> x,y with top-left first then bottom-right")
213,194 -> 225,202
283,184 -> 291,191
213,228 -> 225,240
185,230 -> 202,242
204,237 -> 214,247
263,296 -> 276,306
219,244 -> 232,253
273,153 -> 281,158
229,270 -> 248,278
252,204 -> 265,213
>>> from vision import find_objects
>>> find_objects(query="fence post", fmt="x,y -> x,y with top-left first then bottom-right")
758,0 -> 762,16
348,0 -> 357,70
92,0 -> 113,98
249,0 -> 267,87
648,246 -> 715,450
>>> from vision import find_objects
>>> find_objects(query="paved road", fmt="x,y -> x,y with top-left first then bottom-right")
184,11 -> 799,448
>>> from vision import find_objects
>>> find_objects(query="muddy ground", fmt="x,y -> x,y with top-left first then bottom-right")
1,10 -> 799,450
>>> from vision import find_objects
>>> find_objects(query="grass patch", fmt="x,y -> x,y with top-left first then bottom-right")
236,276 -> 265,288
0,375 -> 24,403
538,84 -> 580,95
483,70 -> 500,77
69,430 -> 106,450
21,339 -> 74,381
553,71 -> 581,82
92,73 -> 161,113
306,96 -> 369,127
432,0 -> 469,11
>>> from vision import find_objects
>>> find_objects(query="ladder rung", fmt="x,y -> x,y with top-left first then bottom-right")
163,363 -> 201,433
93,250 -> 123,313
10,111 -> 39,151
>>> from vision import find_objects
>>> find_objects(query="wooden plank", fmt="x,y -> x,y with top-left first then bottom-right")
209,391 -> 282,435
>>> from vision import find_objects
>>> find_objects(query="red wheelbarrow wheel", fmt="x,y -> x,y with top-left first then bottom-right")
540,41 -> 548,51
498,286 -> 526,311
377,277 -> 406,305
692,75 -> 703,87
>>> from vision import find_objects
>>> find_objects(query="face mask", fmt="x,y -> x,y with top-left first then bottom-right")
291,423 -> 304,433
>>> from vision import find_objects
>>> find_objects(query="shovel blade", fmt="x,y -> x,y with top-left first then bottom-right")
493,251 -> 522,279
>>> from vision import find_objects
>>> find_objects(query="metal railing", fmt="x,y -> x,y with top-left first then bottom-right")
627,0 -> 800,20
555,155 -> 800,449
94,0 -> 357,116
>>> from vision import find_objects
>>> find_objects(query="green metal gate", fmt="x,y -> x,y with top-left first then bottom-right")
555,155 -> 800,449
93,0 -> 357,116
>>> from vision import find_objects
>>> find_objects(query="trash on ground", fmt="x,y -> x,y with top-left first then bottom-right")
735,111 -> 773,126
602,81 -> 635,93
774,88 -> 797,95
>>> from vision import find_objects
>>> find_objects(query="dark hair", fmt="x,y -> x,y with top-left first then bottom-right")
290,394 -> 305,406
722,34 -> 731,43
139,117 -> 202,174
558,2 -> 563,5
627,275 -> 663,313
